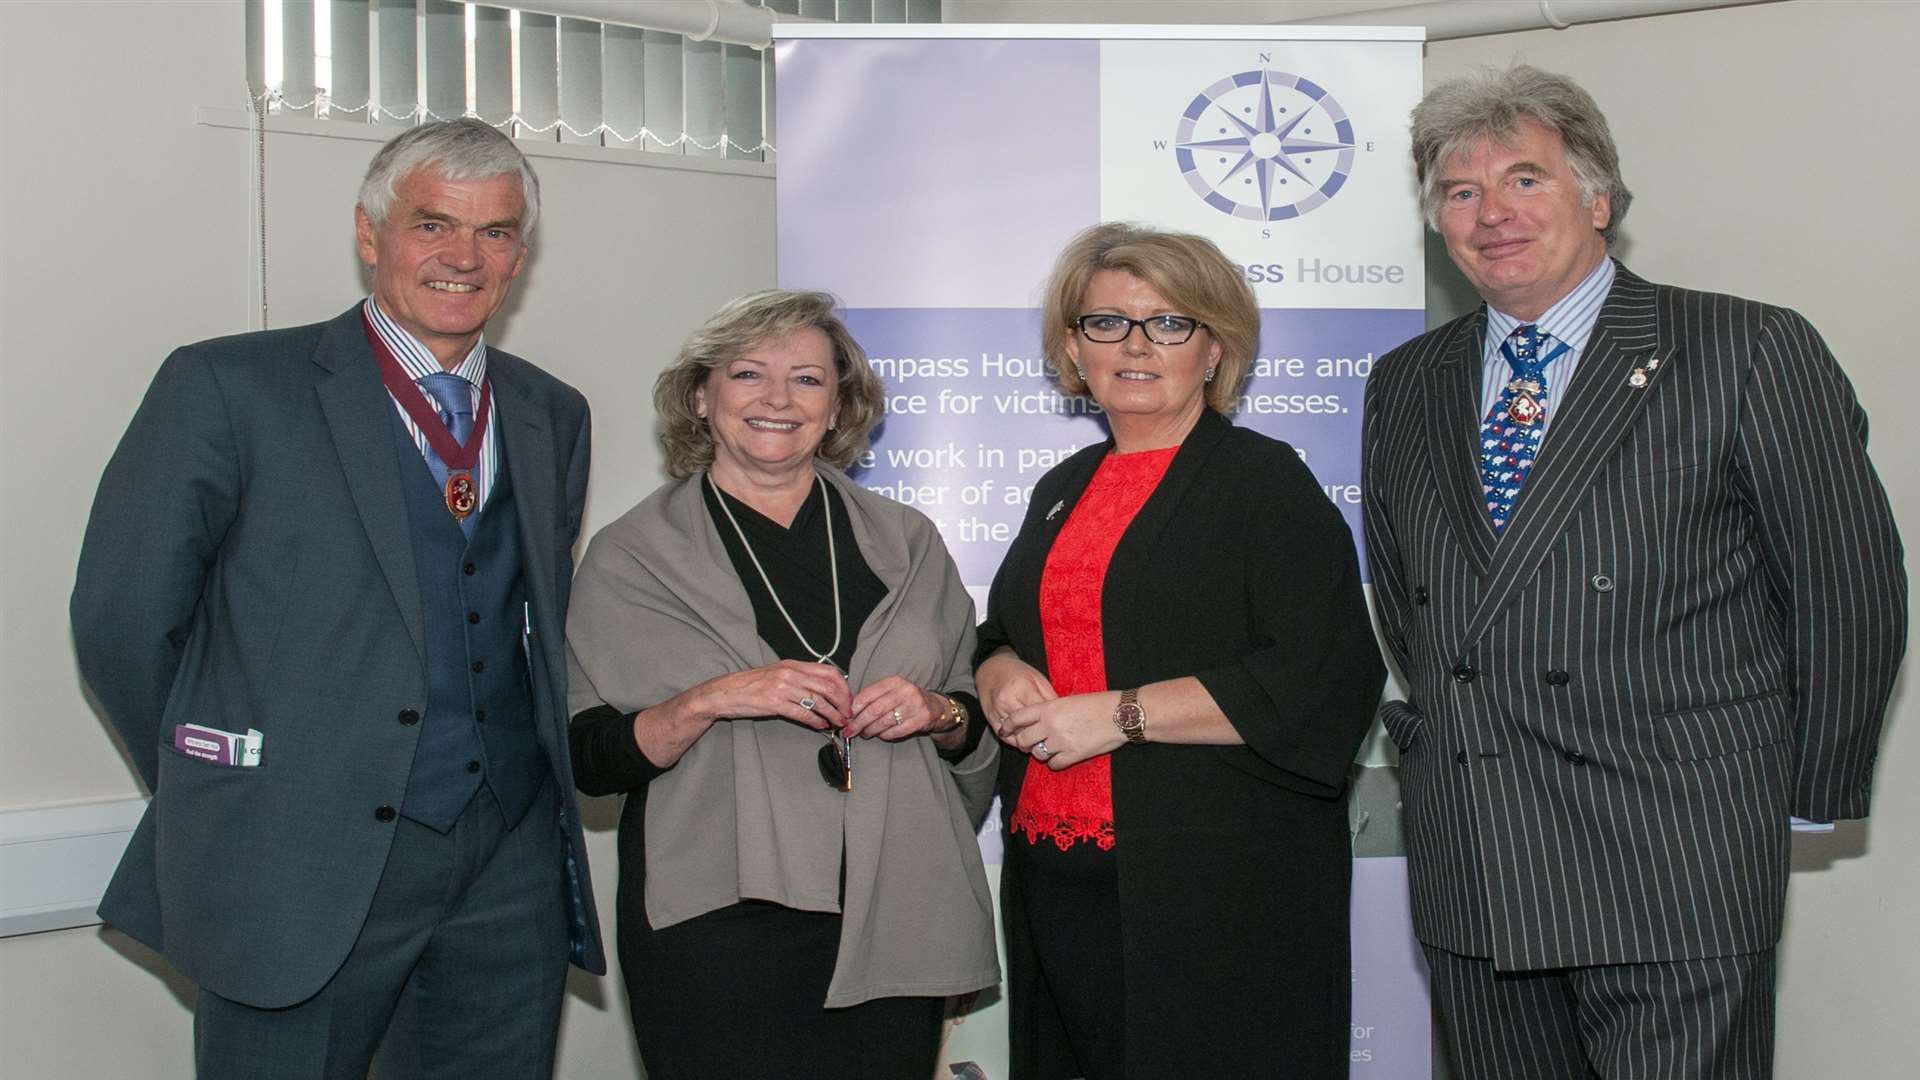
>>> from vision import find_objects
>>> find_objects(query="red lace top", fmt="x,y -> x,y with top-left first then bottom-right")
1008,445 -> 1179,851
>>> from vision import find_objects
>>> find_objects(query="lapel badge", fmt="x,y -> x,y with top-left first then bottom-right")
1046,500 -> 1066,521
1627,354 -> 1664,390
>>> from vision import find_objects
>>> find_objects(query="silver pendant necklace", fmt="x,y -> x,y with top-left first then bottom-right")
706,472 -> 843,666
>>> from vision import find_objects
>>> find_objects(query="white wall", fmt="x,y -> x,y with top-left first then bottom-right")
0,1 -> 774,1075
6,1 -> 1916,1077
1425,7 -> 1920,1076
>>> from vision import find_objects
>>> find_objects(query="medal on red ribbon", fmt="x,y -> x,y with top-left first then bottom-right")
361,307 -> 493,521
445,474 -> 478,519
1504,377 -> 1544,426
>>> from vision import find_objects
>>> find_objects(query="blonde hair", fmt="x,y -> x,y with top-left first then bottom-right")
1041,222 -> 1259,413
655,290 -> 884,478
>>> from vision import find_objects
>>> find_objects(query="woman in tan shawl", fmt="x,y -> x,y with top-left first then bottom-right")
565,290 -> 998,1080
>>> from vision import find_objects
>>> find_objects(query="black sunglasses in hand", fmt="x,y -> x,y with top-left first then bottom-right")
818,732 -> 853,792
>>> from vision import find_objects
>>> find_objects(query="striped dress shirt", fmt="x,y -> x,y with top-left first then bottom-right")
1478,255 -> 1615,435
366,298 -> 500,514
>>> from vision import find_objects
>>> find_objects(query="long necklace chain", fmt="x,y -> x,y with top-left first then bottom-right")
707,472 -> 842,666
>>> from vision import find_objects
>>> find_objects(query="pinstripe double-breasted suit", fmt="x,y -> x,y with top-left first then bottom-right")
1362,263 -> 1904,982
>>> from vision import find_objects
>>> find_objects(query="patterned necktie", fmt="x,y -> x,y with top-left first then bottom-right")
1478,324 -> 1563,534
417,372 -> 477,537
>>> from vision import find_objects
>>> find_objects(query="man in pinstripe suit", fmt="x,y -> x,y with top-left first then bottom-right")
1362,66 -> 1905,1079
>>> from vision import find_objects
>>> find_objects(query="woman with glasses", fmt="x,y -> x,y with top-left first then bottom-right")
976,223 -> 1385,1079
565,290 -> 999,1079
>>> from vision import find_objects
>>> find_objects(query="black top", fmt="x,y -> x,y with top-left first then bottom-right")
570,477 -> 984,793
975,410 -> 1386,1079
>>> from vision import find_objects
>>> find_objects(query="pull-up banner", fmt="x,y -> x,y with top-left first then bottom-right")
775,24 -> 1430,1078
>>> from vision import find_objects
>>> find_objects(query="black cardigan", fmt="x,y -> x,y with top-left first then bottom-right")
976,409 -> 1386,1079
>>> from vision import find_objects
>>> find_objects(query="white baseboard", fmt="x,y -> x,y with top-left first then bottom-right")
0,797 -> 147,938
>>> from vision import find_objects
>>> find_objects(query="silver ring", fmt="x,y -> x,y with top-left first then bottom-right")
891,709 -> 903,726
1033,739 -> 1053,761
798,696 -> 816,711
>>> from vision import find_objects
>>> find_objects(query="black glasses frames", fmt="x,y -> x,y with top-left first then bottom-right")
1072,313 -> 1209,346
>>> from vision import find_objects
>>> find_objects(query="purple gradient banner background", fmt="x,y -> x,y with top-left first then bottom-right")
844,307 -> 1425,582
776,31 -> 1430,1080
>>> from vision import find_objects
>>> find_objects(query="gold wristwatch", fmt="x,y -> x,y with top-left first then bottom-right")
1112,688 -> 1147,744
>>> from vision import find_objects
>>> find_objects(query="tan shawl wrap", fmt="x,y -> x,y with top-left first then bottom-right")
565,467 -> 1000,1006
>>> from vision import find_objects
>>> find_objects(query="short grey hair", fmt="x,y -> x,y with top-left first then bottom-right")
655,290 -> 885,479
358,118 -> 541,237
1411,65 -> 1632,245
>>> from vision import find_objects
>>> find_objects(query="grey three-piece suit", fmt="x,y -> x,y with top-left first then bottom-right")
72,304 -> 606,1073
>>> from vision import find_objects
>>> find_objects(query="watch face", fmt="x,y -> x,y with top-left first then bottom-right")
1116,704 -> 1145,731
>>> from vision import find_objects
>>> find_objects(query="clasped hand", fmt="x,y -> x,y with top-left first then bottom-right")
694,661 -> 945,741
976,651 -> 1125,770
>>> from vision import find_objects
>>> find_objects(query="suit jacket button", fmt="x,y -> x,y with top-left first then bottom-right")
463,562 -> 477,576
1565,751 -> 1586,766
397,708 -> 420,725
471,660 -> 485,674
1454,750 -> 1468,765
1590,573 -> 1614,592
467,760 -> 482,774
475,708 -> 487,723
1452,664 -> 1476,684
374,805 -> 397,822
1414,586 -> 1430,605
1544,669 -> 1571,686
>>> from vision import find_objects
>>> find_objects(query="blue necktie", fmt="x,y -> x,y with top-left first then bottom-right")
417,372 -> 478,538
1478,325 -> 1565,534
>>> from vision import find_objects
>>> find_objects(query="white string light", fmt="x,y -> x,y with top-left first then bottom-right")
258,89 -> 776,156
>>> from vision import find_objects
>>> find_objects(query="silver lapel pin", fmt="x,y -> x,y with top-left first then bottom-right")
1627,354 -> 1664,389
1046,500 -> 1066,521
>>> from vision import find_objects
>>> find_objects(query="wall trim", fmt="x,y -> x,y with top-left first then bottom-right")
0,797 -> 146,938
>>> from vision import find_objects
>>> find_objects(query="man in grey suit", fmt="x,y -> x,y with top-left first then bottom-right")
72,119 -> 604,1077
1362,66 -> 1904,1078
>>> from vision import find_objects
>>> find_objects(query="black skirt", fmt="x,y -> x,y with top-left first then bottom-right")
622,896 -> 944,1080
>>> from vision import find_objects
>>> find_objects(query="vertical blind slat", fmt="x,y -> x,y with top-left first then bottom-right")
472,5 -> 511,125
682,38 -> 724,158
247,0 -> 268,99
329,0 -> 372,121
558,17 -> 605,145
836,1 -> 874,23
906,0 -> 941,24
643,30 -> 685,154
421,0 -> 465,120
375,0 -> 418,125
517,13 -> 560,141
722,41 -> 763,160
603,25 -> 647,150
281,0 -> 317,117
872,0 -> 906,23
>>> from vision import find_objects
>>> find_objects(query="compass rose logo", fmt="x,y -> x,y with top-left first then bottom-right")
1175,70 -> 1357,222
